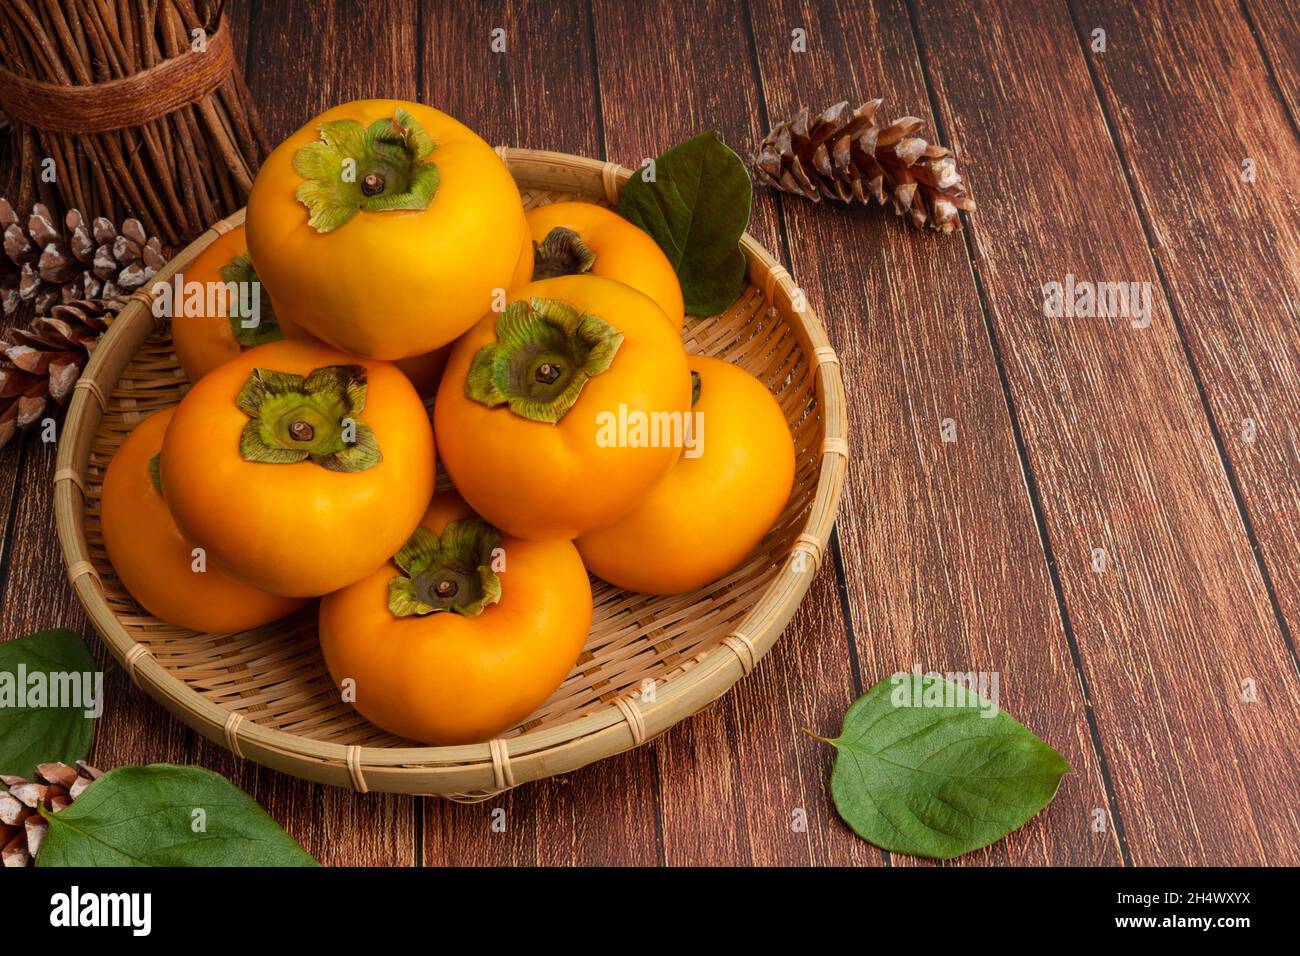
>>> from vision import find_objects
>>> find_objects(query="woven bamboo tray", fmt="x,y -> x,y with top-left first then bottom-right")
54,147 -> 848,799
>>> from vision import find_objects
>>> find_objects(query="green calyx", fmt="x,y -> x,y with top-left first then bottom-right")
292,107 -> 440,233
147,452 -> 163,494
388,518 -> 502,618
465,297 -> 623,424
531,226 -> 597,280
219,254 -> 282,348
235,365 -> 381,472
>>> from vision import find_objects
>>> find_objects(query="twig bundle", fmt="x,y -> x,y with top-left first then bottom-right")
0,0 -> 267,247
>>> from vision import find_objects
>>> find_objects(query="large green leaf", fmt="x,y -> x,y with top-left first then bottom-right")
37,764 -> 318,867
618,131 -> 751,316
824,673 -> 1071,860
0,628 -> 97,776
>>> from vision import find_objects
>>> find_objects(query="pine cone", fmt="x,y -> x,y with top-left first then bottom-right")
0,296 -> 125,449
1,761 -> 103,866
1,198 -> 168,317
753,100 -> 975,233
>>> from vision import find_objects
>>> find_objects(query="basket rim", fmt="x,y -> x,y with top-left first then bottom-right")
53,147 -> 849,795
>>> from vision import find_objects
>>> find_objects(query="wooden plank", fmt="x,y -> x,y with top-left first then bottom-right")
1070,0 -> 1300,636
914,0 -> 1300,865
183,0 -> 427,866
0,449 -> 20,582
0,439 -> 190,776
592,0 -> 875,866
422,751 -> 661,866
720,562 -> 878,865
224,0 -> 253,63
243,0 -> 422,143
418,0 -> 662,867
422,0 -> 602,155
746,0 -> 1121,866
1242,0 -> 1300,122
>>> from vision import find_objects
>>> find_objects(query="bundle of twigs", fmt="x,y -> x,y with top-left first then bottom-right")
0,0 -> 268,247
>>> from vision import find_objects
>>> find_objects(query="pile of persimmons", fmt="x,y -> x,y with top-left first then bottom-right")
101,100 -> 794,746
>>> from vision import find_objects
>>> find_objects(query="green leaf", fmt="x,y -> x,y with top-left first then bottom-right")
618,131 -> 751,316
822,673 -> 1071,860
0,629 -> 97,776
37,764 -> 319,867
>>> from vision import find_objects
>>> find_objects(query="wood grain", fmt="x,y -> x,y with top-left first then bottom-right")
746,0 -> 1122,866
1069,0 -> 1300,637
243,0 -> 423,143
592,0 -> 874,866
1243,0 -> 1300,124
422,0 -> 602,156
720,562 -> 876,865
914,0 -> 1300,865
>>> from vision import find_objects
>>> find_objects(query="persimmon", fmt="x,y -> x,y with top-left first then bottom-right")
576,356 -> 794,594
526,202 -> 684,329
369,235 -> 530,399
434,275 -> 692,540
169,225 -> 281,383
160,338 -> 434,597
271,230 -> 532,400
272,302 -> 451,401
246,99 -> 528,359
392,346 -> 450,399
318,491 -> 591,745
100,408 -> 306,631
168,223 -> 460,399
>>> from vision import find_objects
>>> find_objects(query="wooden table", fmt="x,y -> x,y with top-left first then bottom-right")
3,0 -> 1298,866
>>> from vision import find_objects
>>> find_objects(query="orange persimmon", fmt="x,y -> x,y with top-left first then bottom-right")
100,408 -> 306,631
434,275 -> 691,540
318,491 -> 591,745
160,338 -> 434,597
576,356 -> 794,594
526,201 -> 684,329
169,224 -> 281,383
245,99 -> 528,359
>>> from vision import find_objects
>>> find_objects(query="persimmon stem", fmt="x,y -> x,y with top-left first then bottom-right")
219,253 -> 282,348
801,727 -> 836,747
532,226 -> 597,280
388,519 -> 503,618
292,107 -> 440,233
464,297 -> 624,424
235,365 -> 381,472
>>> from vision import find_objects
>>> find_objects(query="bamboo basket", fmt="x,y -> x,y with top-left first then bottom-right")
54,148 -> 848,799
